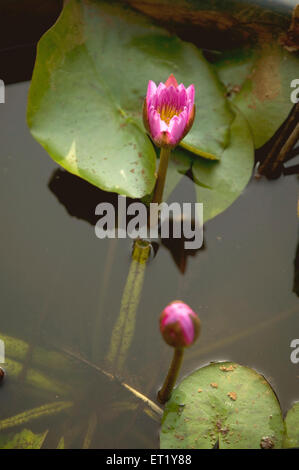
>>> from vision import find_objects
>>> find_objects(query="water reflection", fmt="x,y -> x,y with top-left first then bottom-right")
48,168 -> 203,273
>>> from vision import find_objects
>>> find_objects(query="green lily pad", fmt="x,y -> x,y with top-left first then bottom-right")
284,402 -> 299,448
214,44 -> 299,148
27,0 -> 233,198
192,107 -> 254,223
160,362 -> 285,449
0,429 -> 48,449
163,106 -> 254,221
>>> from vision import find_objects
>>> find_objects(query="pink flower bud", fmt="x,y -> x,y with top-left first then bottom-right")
143,74 -> 195,149
160,300 -> 200,348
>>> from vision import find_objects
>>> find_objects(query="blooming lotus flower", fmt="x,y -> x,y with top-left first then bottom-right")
143,74 -> 195,148
160,300 -> 200,348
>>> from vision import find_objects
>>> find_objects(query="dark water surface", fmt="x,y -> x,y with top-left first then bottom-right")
0,82 -> 298,448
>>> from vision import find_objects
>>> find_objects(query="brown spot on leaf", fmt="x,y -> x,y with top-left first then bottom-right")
228,392 -> 237,401
216,420 -> 229,435
210,383 -> 218,389
220,365 -> 234,372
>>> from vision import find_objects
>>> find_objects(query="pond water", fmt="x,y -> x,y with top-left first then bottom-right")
0,81 -> 298,448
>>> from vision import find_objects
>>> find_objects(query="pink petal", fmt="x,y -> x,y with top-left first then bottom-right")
165,74 -> 178,88
162,302 -> 195,345
157,82 -> 166,94
146,80 -> 157,104
177,84 -> 186,93
178,87 -> 187,108
186,84 -> 195,105
167,111 -> 188,145
149,108 -> 167,139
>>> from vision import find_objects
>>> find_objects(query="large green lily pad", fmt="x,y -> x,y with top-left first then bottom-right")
165,107 -> 254,222
27,0 -> 233,198
192,107 -> 254,223
284,402 -> 299,448
214,44 -> 299,148
160,362 -> 285,449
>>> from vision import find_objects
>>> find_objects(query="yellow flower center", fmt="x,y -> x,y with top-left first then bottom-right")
158,105 -> 182,125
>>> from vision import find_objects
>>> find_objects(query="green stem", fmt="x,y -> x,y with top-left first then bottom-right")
152,147 -> 171,205
82,413 -> 98,449
60,345 -> 163,419
106,239 -> 151,373
157,347 -> 184,404
0,401 -> 73,432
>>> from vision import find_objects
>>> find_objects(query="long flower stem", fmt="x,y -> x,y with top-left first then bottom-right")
157,347 -> 184,404
106,239 -> 151,374
152,147 -> 171,205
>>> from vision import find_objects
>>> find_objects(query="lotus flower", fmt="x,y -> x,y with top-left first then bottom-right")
160,300 -> 200,348
143,74 -> 195,148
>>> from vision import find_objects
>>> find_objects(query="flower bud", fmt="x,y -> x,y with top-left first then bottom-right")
160,300 -> 200,348
143,74 -> 195,149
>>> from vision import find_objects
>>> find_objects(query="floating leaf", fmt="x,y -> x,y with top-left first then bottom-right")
214,43 -> 299,148
284,402 -> 299,448
192,107 -> 253,223
211,47 -> 257,95
27,0 -> 233,199
160,362 -> 285,449
163,106 -> 254,221
0,429 -> 48,449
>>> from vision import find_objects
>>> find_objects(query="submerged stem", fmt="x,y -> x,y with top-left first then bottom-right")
157,347 -> 184,404
106,239 -> 151,373
152,147 -> 171,205
0,401 -> 73,432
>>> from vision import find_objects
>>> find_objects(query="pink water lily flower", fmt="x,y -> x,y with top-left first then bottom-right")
143,74 -> 195,148
160,300 -> 200,348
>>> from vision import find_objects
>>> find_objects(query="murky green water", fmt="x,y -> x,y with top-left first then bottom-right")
0,82 -> 298,448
